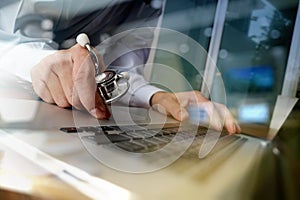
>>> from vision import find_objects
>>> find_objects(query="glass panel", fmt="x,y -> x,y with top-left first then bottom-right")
213,0 -> 298,125
150,0 -> 217,92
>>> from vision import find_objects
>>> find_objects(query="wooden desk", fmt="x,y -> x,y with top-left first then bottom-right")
0,144 -> 90,200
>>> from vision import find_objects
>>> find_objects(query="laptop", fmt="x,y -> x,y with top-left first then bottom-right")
0,70 -> 281,200
1,0 -> 299,199
0,70 -> 299,200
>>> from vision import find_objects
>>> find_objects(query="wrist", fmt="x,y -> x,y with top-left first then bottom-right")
150,91 -> 168,107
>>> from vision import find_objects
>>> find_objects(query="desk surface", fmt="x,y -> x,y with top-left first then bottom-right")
0,122 -> 300,199
0,72 -> 299,200
0,144 -> 90,200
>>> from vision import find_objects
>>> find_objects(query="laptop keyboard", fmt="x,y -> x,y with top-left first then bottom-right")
60,125 -> 238,153
60,125 -> 247,179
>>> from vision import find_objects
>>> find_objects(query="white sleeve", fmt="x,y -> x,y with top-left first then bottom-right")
98,1 -> 165,108
0,41 -> 56,82
115,68 -> 164,108
0,0 -> 57,82
102,28 -> 165,108
104,45 -> 165,108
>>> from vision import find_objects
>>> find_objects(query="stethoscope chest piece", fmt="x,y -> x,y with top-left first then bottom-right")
76,33 -> 130,104
96,70 -> 129,104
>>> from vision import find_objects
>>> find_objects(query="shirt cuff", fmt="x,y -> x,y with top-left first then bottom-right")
129,84 -> 165,108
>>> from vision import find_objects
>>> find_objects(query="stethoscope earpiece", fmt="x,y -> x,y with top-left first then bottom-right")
76,33 -> 130,104
76,33 -> 90,47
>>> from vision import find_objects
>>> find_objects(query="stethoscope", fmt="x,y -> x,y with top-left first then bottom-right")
76,33 -> 130,104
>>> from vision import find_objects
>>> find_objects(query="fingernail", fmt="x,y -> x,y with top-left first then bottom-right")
236,123 -> 241,133
90,108 -> 105,119
230,123 -> 236,134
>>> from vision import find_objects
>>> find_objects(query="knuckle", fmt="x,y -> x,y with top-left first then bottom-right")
40,93 -> 54,104
70,96 -> 83,110
32,80 -> 46,95
72,101 -> 83,110
52,53 -> 72,72
65,92 -> 74,103
42,97 -> 54,104
172,107 -> 181,114
195,91 -> 207,101
56,98 -> 70,108
161,96 -> 175,106
32,80 -> 54,104
74,69 -> 95,86
71,44 -> 89,59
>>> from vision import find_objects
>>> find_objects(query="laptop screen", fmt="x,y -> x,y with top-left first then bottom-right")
150,0 -> 299,135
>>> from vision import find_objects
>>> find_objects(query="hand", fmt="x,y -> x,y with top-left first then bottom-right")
150,91 -> 241,134
30,44 -> 110,119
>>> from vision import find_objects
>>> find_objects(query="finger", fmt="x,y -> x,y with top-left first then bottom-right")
224,119 -> 236,134
235,123 -> 242,133
179,98 -> 189,108
224,116 -> 237,134
200,102 -> 223,131
50,60 -> 84,110
32,79 -> 55,104
215,103 -> 241,134
71,87 -> 84,110
158,94 -> 189,121
47,72 -> 71,108
31,63 -> 55,104
73,57 -> 109,119
95,91 -> 111,119
50,50 -> 85,110
178,91 -> 209,104
226,118 -> 241,134
54,64 -> 75,106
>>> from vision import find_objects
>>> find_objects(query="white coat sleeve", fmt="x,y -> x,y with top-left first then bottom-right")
0,0 -> 57,81
101,27 -> 164,108
0,41 -> 56,82
99,0 -> 165,108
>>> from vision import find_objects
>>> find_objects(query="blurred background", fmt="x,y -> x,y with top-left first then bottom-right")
150,0 -> 299,125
